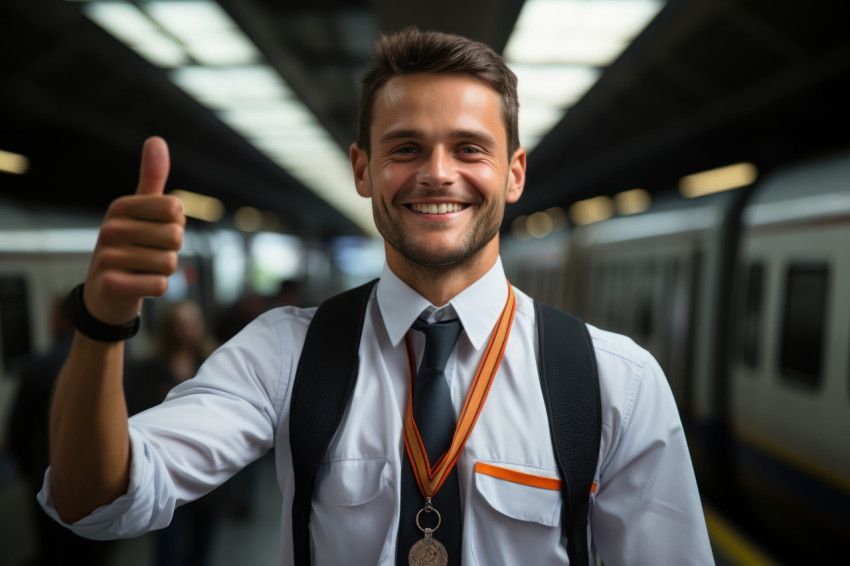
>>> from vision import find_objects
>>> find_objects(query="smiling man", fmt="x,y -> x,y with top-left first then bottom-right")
39,27 -> 714,565
352,70 -> 525,306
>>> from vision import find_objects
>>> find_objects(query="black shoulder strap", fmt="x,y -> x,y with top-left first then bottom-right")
289,279 -> 377,565
534,300 -> 602,566
289,284 -> 600,566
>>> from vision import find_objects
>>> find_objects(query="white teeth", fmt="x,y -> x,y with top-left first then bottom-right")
410,203 -> 463,214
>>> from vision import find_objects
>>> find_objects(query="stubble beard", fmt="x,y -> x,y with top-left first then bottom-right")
371,185 -> 505,274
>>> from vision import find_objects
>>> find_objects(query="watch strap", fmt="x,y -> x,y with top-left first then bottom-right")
64,283 -> 141,342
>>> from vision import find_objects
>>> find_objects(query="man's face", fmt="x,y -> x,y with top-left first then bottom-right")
351,73 -> 525,273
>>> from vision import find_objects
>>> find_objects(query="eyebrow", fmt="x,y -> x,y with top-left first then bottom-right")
378,128 -> 498,147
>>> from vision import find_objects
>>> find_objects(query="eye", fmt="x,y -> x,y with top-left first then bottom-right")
457,144 -> 484,157
389,144 -> 420,159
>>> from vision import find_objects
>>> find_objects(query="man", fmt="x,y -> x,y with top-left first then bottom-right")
40,28 -> 714,565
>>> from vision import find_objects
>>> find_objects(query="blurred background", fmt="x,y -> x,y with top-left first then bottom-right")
2,1 -> 849,564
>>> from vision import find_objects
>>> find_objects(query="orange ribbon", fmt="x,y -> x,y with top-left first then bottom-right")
402,283 -> 517,499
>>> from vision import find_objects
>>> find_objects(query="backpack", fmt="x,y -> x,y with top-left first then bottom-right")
289,279 -> 601,565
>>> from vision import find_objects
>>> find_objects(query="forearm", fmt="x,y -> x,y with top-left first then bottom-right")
47,136 -> 182,524
49,330 -> 131,523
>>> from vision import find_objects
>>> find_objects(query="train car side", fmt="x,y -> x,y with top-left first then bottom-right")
729,153 -> 850,554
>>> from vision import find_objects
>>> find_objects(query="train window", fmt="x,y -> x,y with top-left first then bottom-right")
739,262 -> 764,368
779,263 -> 829,388
0,275 -> 33,371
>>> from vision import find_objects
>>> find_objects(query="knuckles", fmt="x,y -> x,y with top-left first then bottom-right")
163,251 -> 179,275
164,223 -> 184,250
106,194 -> 186,224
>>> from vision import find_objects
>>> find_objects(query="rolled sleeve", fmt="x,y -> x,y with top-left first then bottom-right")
37,428 -> 172,539
36,306 -> 305,541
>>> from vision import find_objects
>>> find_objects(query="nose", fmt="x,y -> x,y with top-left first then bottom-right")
417,146 -> 457,187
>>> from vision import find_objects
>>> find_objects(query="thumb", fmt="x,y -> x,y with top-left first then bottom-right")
136,136 -> 170,196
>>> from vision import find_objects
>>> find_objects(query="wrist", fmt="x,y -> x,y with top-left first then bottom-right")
65,283 -> 141,342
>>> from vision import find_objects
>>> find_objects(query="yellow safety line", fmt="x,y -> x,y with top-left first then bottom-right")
703,504 -> 783,566
733,424 -> 850,495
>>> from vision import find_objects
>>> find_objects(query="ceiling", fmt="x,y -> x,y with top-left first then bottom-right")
2,0 -> 849,241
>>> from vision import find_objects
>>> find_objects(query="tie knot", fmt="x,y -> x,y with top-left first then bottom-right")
412,317 -> 462,372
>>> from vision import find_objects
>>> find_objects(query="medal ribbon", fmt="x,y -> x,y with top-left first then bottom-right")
402,282 -> 516,499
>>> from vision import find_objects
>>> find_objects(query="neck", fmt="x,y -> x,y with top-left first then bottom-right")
386,239 -> 499,307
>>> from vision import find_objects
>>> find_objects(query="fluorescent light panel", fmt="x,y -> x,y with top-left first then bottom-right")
169,189 -> 225,222
569,195 -> 615,226
0,149 -> 30,175
83,2 -> 187,67
614,188 -> 651,215
75,0 -> 376,235
679,163 -> 758,198
504,0 -> 664,151
171,66 -> 291,108
144,1 -> 260,65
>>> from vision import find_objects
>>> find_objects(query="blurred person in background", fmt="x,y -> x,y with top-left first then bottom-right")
9,295 -> 115,565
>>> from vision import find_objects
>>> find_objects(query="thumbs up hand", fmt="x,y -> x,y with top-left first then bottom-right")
83,136 -> 186,326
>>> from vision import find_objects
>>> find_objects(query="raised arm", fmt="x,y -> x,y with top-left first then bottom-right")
49,137 -> 185,523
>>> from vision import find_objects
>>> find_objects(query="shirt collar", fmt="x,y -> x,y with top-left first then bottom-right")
377,257 -> 509,350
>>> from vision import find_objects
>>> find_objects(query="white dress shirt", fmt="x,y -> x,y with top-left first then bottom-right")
39,258 -> 714,565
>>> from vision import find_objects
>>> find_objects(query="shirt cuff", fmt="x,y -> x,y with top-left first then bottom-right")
36,428 -> 154,540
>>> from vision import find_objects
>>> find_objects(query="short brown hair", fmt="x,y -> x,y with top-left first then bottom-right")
357,27 -> 519,157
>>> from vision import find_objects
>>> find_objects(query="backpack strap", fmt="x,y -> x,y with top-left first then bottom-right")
289,283 -> 600,565
534,300 -> 602,566
289,279 -> 377,565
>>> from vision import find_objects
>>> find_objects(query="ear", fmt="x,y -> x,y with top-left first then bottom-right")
506,147 -> 526,204
350,143 -> 372,198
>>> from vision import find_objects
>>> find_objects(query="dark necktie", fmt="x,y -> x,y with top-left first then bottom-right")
397,317 -> 463,565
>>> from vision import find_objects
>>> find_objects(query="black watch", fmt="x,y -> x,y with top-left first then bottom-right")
64,283 -> 141,342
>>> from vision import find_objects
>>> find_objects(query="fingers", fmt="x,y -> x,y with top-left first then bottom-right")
106,193 -> 185,225
136,136 -> 170,196
98,216 -> 184,252
82,136 -> 183,325
93,246 -> 179,283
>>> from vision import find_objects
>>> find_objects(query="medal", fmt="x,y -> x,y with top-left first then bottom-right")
409,500 -> 448,566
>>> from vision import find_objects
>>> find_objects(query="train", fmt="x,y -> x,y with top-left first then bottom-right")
503,148 -> 850,561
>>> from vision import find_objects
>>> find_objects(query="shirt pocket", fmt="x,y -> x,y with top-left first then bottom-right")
469,461 -> 567,565
311,458 -> 392,565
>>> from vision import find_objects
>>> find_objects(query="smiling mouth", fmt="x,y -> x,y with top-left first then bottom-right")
408,203 -> 468,214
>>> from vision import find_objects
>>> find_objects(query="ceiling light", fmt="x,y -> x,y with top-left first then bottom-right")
511,215 -> 532,241
569,195 -> 615,226
510,64 -> 601,107
0,149 -> 30,175
526,211 -> 555,238
71,0 -> 377,236
144,1 -> 260,65
505,0 -> 664,65
234,206 -> 263,232
679,162 -> 758,198
82,2 -> 187,67
614,188 -> 651,215
170,189 -> 225,222
171,66 -> 291,108
545,206 -> 568,231
503,0 -> 665,151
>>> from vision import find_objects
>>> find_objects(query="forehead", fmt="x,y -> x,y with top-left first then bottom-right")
371,73 -> 506,143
